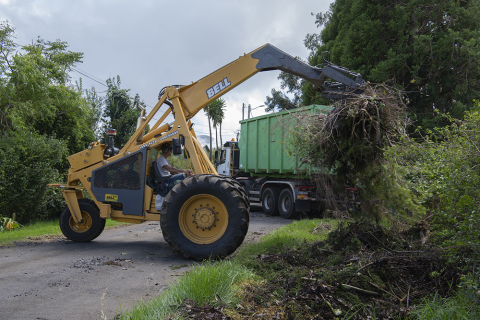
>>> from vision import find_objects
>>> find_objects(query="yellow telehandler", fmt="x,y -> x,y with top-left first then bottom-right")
51,44 -> 364,260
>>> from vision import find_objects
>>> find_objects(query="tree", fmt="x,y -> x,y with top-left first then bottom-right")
0,131 -> 67,224
204,98 -> 225,161
207,98 -> 226,162
102,76 -> 140,147
276,0 -> 480,129
76,79 -> 103,140
264,66 -> 307,111
203,104 -> 214,161
0,22 -> 97,156
0,21 -> 97,222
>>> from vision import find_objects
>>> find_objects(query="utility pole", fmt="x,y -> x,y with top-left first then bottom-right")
242,103 -> 245,120
248,104 -> 251,119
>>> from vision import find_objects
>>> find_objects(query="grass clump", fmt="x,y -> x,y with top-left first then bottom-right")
235,219 -> 338,263
410,290 -> 480,320
117,260 -> 257,320
0,219 -> 126,245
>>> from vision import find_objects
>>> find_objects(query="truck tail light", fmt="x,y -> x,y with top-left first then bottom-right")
298,186 -> 313,192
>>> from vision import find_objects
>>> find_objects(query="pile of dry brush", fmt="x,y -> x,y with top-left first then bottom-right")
321,84 -> 409,172
290,84 -> 410,213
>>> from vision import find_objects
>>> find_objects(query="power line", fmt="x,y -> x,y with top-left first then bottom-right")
71,68 -> 241,133
72,67 -> 106,84
71,67 -> 167,123
72,68 -> 108,87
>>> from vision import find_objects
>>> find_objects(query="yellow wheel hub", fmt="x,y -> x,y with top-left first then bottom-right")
178,194 -> 228,244
69,211 -> 92,233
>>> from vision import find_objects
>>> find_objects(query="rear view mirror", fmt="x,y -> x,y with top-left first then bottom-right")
172,138 -> 182,155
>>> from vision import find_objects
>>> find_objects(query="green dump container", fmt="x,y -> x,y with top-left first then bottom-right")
238,105 -> 333,177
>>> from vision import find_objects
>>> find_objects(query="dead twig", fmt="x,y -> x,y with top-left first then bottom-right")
367,281 -> 400,300
342,284 -> 380,296
407,286 -> 411,308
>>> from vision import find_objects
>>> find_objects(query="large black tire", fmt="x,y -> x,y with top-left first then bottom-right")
59,199 -> 106,242
239,181 -> 251,196
160,174 -> 249,260
278,188 -> 296,219
261,187 -> 280,216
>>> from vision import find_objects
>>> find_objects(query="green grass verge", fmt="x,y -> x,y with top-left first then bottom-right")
117,218 -> 337,319
234,218 -> 339,263
0,219 -> 127,245
116,260 -> 257,320
410,290 -> 480,320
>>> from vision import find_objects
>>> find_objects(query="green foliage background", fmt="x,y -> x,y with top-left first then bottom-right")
275,0 -> 480,252
0,132 -> 67,223
385,105 -> 480,248
268,0 -> 480,132
0,21 -> 145,224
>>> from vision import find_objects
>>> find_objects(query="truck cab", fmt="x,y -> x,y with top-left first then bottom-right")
216,141 -> 240,177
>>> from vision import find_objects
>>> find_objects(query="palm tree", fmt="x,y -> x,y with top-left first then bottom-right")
217,104 -> 225,147
203,104 -> 213,161
208,98 -> 226,163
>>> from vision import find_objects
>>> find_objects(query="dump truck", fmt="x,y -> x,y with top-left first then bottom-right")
50,44 -> 365,260
216,105 -> 336,219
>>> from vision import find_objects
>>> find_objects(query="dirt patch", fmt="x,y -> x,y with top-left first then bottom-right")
168,298 -> 231,320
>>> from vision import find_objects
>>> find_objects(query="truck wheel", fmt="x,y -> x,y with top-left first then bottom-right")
239,181 -> 251,196
59,199 -> 106,242
160,174 -> 249,260
261,187 -> 280,216
278,189 -> 296,219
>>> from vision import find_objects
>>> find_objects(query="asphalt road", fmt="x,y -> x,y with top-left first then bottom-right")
0,207 -> 291,320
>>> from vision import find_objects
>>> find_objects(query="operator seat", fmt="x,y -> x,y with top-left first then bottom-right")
151,161 -> 171,197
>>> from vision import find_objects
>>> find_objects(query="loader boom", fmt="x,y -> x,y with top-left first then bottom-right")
120,44 -> 364,174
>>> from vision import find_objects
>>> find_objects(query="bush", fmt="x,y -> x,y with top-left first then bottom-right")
378,103 -> 480,255
170,154 -> 192,170
0,131 -> 67,224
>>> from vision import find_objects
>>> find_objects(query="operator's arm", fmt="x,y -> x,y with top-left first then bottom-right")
163,165 -> 193,177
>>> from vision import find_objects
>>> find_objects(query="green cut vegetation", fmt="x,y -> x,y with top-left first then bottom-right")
0,219 -> 127,246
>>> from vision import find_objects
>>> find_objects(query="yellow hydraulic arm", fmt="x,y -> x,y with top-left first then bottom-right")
117,44 -> 364,175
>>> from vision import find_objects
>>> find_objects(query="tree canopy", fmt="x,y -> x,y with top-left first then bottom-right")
0,22 -> 96,154
101,76 -> 142,147
271,0 -> 480,130
0,21 -> 146,223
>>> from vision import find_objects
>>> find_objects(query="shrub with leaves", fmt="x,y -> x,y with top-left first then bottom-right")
0,131 -> 67,224
386,103 -> 480,248
0,214 -> 22,232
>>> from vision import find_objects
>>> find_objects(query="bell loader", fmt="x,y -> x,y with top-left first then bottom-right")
51,44 -> 365,260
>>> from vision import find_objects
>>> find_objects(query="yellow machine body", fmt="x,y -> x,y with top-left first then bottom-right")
60,46 -> 269,222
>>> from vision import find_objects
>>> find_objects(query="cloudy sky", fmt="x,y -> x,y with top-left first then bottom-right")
1,0 -> 332,143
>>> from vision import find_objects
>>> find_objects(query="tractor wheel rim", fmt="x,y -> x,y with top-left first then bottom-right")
178,194 -> 229,244
69,211 -> 92,233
